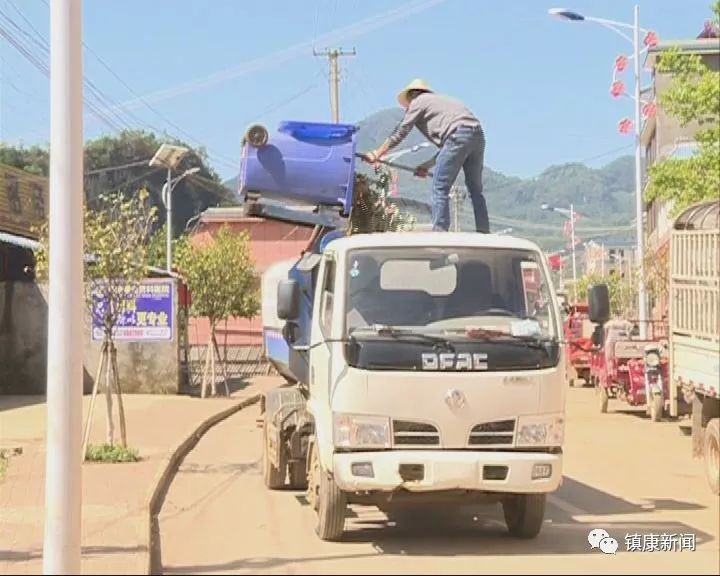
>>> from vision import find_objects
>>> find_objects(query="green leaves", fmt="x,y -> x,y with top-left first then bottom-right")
85,443 -> 140,463
34,188 -> 158,339
645,5 -> 720,216
575,273 -> 638,317
174,225 -> 259,327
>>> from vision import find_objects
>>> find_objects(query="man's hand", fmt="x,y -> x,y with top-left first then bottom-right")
414,165 -> 429,178
361,150 -> 380,165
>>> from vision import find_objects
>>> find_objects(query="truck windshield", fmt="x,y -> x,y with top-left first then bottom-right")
344,247 -> 558,339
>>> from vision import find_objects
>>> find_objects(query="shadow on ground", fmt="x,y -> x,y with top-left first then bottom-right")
163,475 -> 715,574
180,377 -> 251,399
0,545 -> 146,563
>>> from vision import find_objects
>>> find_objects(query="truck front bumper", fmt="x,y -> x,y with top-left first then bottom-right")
333,450 -> 562,493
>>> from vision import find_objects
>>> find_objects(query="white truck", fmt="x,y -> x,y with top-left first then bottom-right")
264,231 -> 567,540
667,199 -> 719,495
241,119 -> 567,539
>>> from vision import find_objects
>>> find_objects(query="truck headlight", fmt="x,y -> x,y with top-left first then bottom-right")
516,414 -> 564,447
333,413 -> 390,449
645,352 -> 660,367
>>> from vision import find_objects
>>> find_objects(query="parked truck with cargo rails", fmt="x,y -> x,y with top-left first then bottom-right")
242,120 -> 568,541
667,199 -> 719,495
589,199 -> 719,495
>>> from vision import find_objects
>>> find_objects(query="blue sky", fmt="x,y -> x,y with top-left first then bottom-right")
0,0 -> 714,181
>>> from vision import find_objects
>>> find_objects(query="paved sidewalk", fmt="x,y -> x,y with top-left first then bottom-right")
0,375 -> 282,575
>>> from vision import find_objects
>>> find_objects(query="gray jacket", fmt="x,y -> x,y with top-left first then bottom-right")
387,92 -> 482,150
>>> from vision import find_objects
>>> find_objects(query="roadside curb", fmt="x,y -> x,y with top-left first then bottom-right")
145,393 -> 262,575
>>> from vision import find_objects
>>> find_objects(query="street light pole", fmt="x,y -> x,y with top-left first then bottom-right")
549,4 -> 649,337
633,4 -> 648,338
44,0 -> 83,573
164,167 -> 172,272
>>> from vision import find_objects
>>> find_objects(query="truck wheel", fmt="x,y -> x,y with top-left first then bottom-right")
315,470 -> 347,541
599,386 -> 609,413
262,426 -> 287,490
502,493 -> 546,539
650,394 -> 664,422
289,461 -> 308,490
703,419 -> 719,496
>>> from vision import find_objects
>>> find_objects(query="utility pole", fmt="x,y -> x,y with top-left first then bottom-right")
44,0 -> 83,573
313,48 -> 356,123
569,203 -> 578,303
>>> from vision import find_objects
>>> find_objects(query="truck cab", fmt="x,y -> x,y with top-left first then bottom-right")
270,232 -> 566,540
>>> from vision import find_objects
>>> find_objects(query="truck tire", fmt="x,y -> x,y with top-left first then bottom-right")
703,419 -> 719,496
599,386 -> 609,413
650,394 -> 664,422
502,493 -> 546,539
262,426 -> 286,490
316,471 -> 347,541
289,461 -> 308,490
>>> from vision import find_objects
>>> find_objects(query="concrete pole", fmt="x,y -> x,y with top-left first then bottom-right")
314,48 -> 355,123
43,0 -> 83,573
634,4 -> 648,338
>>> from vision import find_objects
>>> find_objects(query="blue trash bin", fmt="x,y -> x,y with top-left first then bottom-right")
239,121 -> 359,215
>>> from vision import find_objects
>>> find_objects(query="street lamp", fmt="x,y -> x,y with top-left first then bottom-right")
549,5 -> 650,338
542,203 -> 578,302
149,144 -> 200,272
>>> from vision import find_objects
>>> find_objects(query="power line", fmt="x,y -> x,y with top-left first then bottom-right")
100,0 -> 450,114
7,1 -> 239,173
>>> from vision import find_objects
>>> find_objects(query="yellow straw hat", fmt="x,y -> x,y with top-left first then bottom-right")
397,78 -> 433,107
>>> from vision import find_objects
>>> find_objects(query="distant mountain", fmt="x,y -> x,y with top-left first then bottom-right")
225,109 -> 635,250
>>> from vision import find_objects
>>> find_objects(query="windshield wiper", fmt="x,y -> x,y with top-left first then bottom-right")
445,327 -> 553,352
353,325 -> 456,352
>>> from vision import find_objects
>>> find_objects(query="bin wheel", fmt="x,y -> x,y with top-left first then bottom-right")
245,124 -> 269,148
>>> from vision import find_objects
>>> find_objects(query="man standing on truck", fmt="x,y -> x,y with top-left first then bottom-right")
361,79 -> 489,233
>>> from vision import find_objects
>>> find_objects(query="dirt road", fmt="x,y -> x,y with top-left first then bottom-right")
159,386 -> 719,574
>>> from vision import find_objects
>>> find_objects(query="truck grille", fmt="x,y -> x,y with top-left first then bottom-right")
468,419 -> 515,446
392,420 -> 440,446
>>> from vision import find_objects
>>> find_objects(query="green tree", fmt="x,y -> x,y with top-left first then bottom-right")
35,189 -> 158,454
645,2 -> 720,214
0,144 -> 49,176
574,272 -> 638,318
174,226 -> 259,397
83,130 -> 233,234
1,130 -> 233,237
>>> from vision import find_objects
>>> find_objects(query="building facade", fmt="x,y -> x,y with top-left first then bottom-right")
641,30 -> 719,320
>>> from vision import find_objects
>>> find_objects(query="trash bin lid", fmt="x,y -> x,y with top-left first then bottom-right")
278,120 -> 358,145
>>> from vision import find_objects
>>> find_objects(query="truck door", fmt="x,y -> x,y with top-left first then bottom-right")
309,254 -> 336,405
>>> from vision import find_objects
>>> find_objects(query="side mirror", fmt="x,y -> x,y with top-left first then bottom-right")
277,279 -> 300,320
588,284 -> 610,325
282,321 -> 299,344
591,325 -> 604,348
